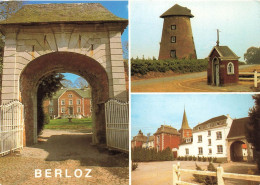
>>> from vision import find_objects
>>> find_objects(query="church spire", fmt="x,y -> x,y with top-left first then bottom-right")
181,108 -> 191,130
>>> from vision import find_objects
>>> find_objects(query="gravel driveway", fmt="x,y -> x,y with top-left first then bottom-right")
0,129 -> 129,185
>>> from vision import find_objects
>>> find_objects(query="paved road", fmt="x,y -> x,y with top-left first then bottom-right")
131,65 -> 259,92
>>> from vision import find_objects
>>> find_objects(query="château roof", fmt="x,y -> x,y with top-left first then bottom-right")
227,117 -> 249,139
0,3 -> 128,25
154,125 -> 180,135
193,115 -> 228,131
180,109 -> 191,130
52,88 -> 91,99
208,46 -> 240,60
160,4 -> 194,18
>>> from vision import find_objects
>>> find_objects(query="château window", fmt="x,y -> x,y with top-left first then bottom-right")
170,50 -> 176,58
171,25 -> 176,30
227,62 -> 234,74
185,148 -> 189,155
49,107 -> 53,113
208,139 -> 211,146
68,94 -> 73,98
209,148 -> 212,154
198,135 -> 202,143
77,106 -> 81,113
77,99 -> 81,105
171,36 -> 176,43
216,131 -> 222,140
69,99 -> 73,105
61,100 -> 65,105
61,107 -> 65,113
208,130 -> 211,136
217,145 -> 223,154
198,147 -> 203,155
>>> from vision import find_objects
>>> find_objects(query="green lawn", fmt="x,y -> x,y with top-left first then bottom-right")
44,118 -> 92,132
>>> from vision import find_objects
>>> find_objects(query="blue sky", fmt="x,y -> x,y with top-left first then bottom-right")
24,1 -> 128,83
131,94 -> 255,138
130,0 -> 260,60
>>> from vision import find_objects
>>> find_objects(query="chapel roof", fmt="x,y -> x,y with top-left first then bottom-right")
180,109 -> 191,130
160,4 -> 194,18
132,130 -> 147,142
0,3 -> 127,25
209,46 -> 240,60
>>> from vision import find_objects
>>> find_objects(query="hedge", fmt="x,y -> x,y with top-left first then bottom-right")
132,147 -> 174,162
131,59 -> 208,76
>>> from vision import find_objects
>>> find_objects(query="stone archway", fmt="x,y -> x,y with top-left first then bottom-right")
230,140 -> 246,162
20,52 -> 109,145
0,3 -> 128,147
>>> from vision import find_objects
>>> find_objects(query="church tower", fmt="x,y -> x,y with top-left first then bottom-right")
179,108 -> 192,141
158,4 -> 197,60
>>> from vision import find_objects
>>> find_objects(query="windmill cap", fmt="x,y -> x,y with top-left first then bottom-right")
160,4 -> 194,18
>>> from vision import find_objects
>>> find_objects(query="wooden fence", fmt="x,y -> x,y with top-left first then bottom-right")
105,99 -> 129,152
173,162 -> 260,185
239,71 -> 260,87
0,101 -> 24,156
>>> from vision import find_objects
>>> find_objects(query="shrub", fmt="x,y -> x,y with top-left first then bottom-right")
208,157 -> 213,162
198,156 -> 202,161
202,156 -> 207,162
188,156 -> 193,161
192,156 -> 197,161
132,162 -> 138,171
180,156 -> 184,161
205,163 -> 217,185
193,163 -> 206,183
184,156 -> 188,161
213,157 -> 217,163
44,113 -> 50,125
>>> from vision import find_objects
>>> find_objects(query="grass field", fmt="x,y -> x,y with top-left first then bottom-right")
44,118 -> 92,132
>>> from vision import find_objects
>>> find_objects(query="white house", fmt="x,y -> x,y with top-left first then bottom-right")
179,114 -> 233,162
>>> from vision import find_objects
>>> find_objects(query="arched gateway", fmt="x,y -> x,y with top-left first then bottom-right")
0,3 -> 128,146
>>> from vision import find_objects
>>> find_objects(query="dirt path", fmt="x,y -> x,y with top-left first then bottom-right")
131,65 -> 260,92
0,129 -> 129,185
132,161 -> 258,185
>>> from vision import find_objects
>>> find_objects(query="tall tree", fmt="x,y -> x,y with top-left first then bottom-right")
37,73 -> 64,133
244,47 -> 260,64
246,94 -> 260,171
61,79 -> 74,88
74,77 -> 88,89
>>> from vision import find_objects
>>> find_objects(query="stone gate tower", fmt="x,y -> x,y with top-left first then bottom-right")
158,4 -> 197,60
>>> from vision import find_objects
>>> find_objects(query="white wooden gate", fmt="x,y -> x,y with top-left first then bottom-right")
0,100 -> 24,156
105,99 -> 129,152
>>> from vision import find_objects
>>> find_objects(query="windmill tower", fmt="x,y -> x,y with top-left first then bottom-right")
158,4 -> 197,60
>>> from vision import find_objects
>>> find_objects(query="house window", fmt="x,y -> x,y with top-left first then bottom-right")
171,36 -> 176,43
208,130 -> 211,136
198,147 -> 203,155
61,107 -> 65,113
171,25 -> 176,30
209,148 -> 212,154
68,94 -> 73,98
77,99 -> 81,105
227,62 -> 234,74
49,107 -> 53,113
198,135 -> 202,143
170,50 -> 176,58
61,100 -> 65,105
216,131 -> 222,140
185,148 -> 189,155
157,135 -> 160,143
77,106 -> 81,113
217,145 -> 223,154
69,99 -> 73,105
49,100 -> 53,106
208,139 -> 211,146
